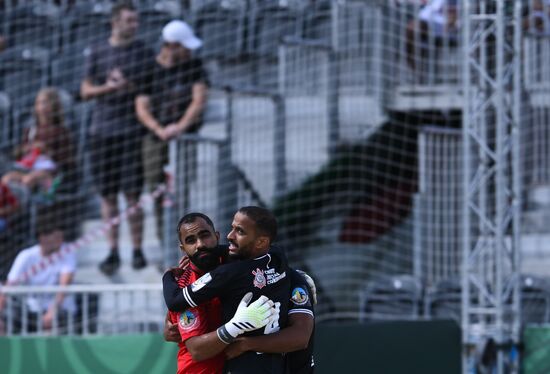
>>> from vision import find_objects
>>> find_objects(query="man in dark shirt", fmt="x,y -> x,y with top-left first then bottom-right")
224,268 -> 316,373
81,1 -> 153,275
136,20 -> 208,246
164,206 -> 292,373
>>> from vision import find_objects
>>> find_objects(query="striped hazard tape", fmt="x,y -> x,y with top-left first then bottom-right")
4,183 -> 168,286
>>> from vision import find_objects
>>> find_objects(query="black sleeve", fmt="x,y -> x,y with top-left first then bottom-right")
163,264 -> 234,312
163,271 -> 188,311
182,265 -> 233,308
191,58 -> 209,86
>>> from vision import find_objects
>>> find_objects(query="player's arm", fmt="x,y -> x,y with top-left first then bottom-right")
80,77 -> 117,99
163,312 -> 180,342
163,263 -> 230,312
225,312 -> 313,359
225,269 -> 317,359
135,94 -> 164,138
185,293 -> 277,361
162,270 -> 198,311
173,82 -> 207,134
185,329 -> 227,361
80,46 -> 122,100
43,271 -> 74,329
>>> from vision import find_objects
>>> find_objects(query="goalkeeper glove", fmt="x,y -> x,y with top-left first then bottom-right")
296,269 -> 317,305
217,292 -> 277,344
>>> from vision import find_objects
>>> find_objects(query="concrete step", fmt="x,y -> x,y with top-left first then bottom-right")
74,193 -> 167,285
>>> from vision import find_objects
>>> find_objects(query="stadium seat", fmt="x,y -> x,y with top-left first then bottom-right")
519,275 -> 550,325
63,2 -> 112,50
358,274 -> 423,322
5,3 -> 61,51
192,0 -> 248,60
247,0 -> 304,59
303,0 -> 332,42
138,1 -> 183,47
0,46 -> 51,113
0,92 -> 11,150
51,45 -> 92,99
424,278 -> 462,321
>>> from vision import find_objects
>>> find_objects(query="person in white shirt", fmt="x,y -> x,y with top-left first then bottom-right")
0,211 -> 76,334
406,0 -> 459,69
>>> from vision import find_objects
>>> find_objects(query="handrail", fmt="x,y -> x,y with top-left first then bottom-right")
280,36 -> 332,51
0,283 -> 162,294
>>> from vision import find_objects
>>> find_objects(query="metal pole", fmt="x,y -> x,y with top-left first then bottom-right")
461,1 -> 472,371
274,94 -> 287,196
217,90 -> 238,236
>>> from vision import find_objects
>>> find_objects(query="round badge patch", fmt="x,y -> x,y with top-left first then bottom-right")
291,287 -> 309,306
179,310 -> 198,330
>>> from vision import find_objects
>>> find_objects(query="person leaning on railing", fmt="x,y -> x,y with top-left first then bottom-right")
0,204 -> 76,335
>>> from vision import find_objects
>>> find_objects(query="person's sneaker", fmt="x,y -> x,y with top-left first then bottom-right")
132,249 -> 147,270
99,251 -> 120,276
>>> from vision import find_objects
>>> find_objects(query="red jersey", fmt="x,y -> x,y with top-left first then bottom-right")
168,263 -> 224,374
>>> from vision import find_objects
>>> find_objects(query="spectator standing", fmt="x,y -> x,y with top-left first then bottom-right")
0,205 -> 76,334
136,20 -> 208,245
406,0 -> 459,70
81,1 -> 153,275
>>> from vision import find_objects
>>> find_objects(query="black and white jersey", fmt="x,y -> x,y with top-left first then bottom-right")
286,270 -> 315,374
163,247 -> 291,374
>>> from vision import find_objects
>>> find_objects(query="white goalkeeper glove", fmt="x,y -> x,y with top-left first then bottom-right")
296,269 -> 317,305
217,292 -> 277,344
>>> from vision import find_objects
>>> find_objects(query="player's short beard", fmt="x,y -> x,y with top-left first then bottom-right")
189,247 -> 220,272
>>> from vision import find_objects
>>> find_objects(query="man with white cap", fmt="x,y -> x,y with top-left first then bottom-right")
136,20 -> 208,246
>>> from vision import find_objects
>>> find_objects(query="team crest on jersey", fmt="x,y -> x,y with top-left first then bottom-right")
252,268 -> 267,289
191,273 -> 212,292
291,287 -> 309,306
179,310 -> 198,330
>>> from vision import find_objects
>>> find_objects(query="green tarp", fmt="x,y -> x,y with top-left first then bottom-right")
0,320 -> 461,374
524,326 -> 550,374
0,334 -> 177,374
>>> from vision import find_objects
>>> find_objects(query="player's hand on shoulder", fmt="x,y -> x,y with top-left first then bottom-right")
165,266 -> 184,278
296,269 -> 317,305
178,256 -> 190,269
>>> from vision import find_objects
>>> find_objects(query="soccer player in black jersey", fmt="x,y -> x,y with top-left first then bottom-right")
225,268 -> 316,373
164,206 -> 292,373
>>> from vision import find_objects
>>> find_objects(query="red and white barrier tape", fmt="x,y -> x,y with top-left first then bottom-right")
5,183 -> 168,286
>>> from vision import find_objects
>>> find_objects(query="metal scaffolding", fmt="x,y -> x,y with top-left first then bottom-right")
461,0 -> 522,373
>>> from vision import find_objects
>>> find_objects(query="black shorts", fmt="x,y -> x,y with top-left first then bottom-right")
89,135 -> 144,197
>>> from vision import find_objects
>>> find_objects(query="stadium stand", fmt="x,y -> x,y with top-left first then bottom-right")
0,7 -> 547,374
359,274 -> 423,321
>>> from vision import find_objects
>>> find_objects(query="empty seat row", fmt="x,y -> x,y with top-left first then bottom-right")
359,274 -> 550,326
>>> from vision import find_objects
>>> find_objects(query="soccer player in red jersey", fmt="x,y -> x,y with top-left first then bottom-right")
166,212 -> 226,374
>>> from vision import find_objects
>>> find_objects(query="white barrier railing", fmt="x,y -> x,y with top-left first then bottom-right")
414,127 -> 462,285
0,283 -> 164,336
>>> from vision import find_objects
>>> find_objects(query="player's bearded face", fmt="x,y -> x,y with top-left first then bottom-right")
189,246 -> 220,272
180,218 -> 221,272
